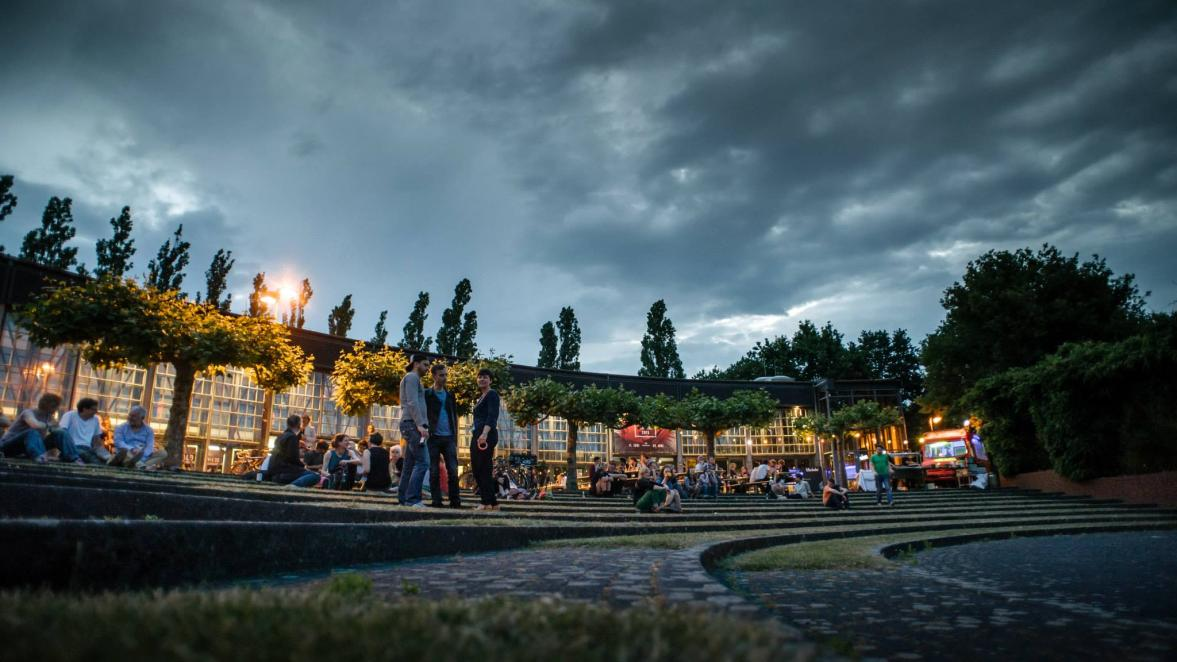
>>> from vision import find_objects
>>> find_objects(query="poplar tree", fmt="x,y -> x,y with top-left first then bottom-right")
436,278 -> 477,357
556,306 -> 581,371
370,310 -> 389,347
146,224 -> 190,294
94,206 -> 136,279
248,272 -> 269,317
201,249 -> 235,312
327,294 -> 355,337
537,321 -> 557,368
400,291 -> 432,351
19,196 -> 79,270
638,299 -> 684,379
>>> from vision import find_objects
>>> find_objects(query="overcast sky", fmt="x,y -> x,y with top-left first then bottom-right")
2,1 -> 1174,375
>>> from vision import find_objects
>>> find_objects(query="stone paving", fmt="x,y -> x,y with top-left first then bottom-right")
718,531 -> 1177,661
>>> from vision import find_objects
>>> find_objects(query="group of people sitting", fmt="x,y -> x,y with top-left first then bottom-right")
0,393 -> 165,469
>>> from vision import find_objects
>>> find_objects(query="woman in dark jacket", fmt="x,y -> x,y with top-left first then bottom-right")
362,433 -> 392,493
470,368 -> 500,511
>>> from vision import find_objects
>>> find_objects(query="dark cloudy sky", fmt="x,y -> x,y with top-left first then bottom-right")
2,1 -> 1175,374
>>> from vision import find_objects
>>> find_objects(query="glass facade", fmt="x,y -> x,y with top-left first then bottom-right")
73,362 -> 147,427
0,306 -> 78,417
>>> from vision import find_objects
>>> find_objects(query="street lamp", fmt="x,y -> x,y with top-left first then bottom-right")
930,415 -> 942,431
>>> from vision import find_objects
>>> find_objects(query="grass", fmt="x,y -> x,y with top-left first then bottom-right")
0,588 -> 808,662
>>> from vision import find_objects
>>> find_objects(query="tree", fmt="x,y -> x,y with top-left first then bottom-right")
508,379 -> 638,490
789,321 -> 849,381
200,249 -> 235,313
400,291 -> 432,352
556,306 -> 581,371
0,174 -> 16,221
284,278 -> 313,329
537,321 -> 557,368
19,197 -> 78,270
436,279 -> 473,356
18,278 -> 311,465
638,300 -> 684,378
248,273 -> 269,318
695,335 -> 796,380
456,310 -> 478,359
0,175 -> 15,252
922,245 -> 1147,413
331,342 -> 410,417
146,224 -> 191,294
327,294 -> 355,337
93,206 -> 137,280
370,310 -> 389,347
663,389 -> 777,457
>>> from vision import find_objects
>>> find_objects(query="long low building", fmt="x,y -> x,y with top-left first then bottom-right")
0,255 -> 904,472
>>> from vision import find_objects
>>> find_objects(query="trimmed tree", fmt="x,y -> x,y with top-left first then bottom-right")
93,206 -> 136,280
18,278 -> 312,466
507,378 -> 638,490
678,389 -> 778,458
331,342 -> 410,417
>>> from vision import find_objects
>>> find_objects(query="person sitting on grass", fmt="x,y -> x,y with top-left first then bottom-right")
634,467 -> 682,513
822,480 -> 851,510
111,405 -> 168,469
58,397 -> 111,464
0,393 -> 76,464
269,414 -> 319,488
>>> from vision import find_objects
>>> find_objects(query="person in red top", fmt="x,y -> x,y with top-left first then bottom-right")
822,480 -> 851,510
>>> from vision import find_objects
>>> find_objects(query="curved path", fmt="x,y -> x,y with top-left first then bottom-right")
719,531 -> 1177,661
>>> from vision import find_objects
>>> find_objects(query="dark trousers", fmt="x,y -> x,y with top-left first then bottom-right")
470,431 -> 498,506
826,492 -> 850,510
427,435 -> 460,505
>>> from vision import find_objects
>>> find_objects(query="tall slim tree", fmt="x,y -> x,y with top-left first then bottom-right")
0,175 -> 16,219
370,310 -> 389,347
638,299 -> 685,378
248,272 -> 269,318
200,249 -> 235,312
93,206 -> 136,280
0,175 -> 15,253
455,310 -> 478,358
537,321 -> 557,368
19,196 -> 78,270
146,224 -> 190,294
556,306 -> 581,371
284,278 -> 313,329
436,278 -> 474,356
400,291 -> 432,351
327,294 -> 355,337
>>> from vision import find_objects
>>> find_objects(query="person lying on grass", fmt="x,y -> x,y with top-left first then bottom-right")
633,467 -> 683,513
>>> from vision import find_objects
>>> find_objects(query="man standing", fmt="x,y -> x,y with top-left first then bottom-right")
59,398 -> 110,464
111,405 -> 168,469
425,363 -> 461,508
871,443 -> 895,506
397,354 -> 431,507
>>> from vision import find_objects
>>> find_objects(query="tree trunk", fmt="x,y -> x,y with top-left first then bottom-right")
835,435 -> 849,488
164,362 -> 196,468
564,421 -> 579,492
704,430 -> 716,458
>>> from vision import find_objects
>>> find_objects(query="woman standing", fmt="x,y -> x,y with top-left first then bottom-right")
470,368 -> 500,511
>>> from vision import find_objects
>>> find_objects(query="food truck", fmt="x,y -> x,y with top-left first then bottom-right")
920,428 -> 990,487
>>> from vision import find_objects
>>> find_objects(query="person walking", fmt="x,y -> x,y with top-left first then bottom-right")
470,368 -> 500,511
397,354 -> 432,507
870,443 -> 895,506
425,363 -> 461,508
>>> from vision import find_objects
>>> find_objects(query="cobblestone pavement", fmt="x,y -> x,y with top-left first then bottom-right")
718,531 -> 1177,661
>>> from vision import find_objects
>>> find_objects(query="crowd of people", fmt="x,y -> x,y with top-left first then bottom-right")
0,393 -> 166,469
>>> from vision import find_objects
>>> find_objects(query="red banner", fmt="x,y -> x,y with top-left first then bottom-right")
613,425 -> 677,456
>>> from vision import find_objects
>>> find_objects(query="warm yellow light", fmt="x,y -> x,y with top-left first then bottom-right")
260,295 -> 277,308
931,416 -> 942,424
40,362 -> 54,373
279,284 -> 298,302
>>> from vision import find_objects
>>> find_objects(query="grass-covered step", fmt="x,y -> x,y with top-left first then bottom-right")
0,587 -> 813,662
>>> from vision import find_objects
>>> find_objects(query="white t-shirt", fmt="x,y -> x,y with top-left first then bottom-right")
59,411 -> 101,450
751,464 -> 770,481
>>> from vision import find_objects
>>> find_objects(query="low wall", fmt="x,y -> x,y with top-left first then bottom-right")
1003,470 -> 1177,508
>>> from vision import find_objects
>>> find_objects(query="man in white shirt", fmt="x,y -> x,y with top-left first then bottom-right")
751,460 -> 771,482
58,398 -> 110,464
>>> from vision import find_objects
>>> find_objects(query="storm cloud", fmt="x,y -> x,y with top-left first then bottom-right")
1,0 -> 1174,373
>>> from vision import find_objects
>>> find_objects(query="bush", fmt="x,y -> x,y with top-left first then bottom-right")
0,590 -> 806,662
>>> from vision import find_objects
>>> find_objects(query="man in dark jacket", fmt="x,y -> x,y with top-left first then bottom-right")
269,414 -> 318,487
425,363 -> 461,508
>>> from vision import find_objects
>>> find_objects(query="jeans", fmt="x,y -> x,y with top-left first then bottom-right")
876,474 -> 893,505
427,435 -> 460,505
1,429 -> 69,461
397,420 -> 430,505
291,470 -> 320,488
